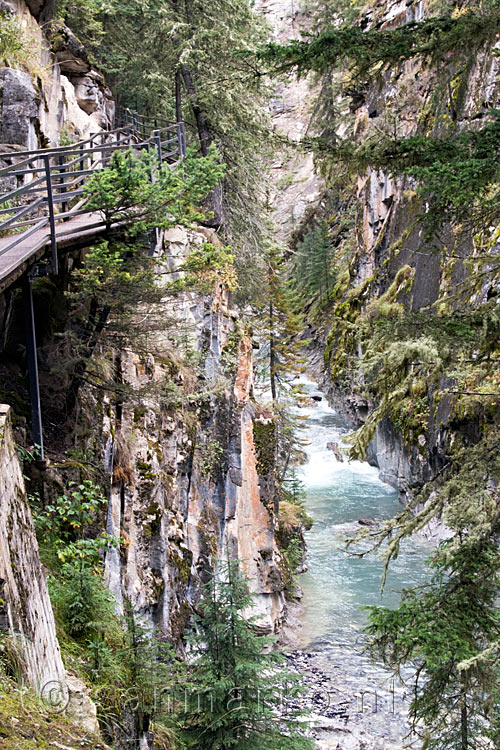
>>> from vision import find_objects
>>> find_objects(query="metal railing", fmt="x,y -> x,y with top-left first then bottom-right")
0,117 -> 186,275
116,106 -> 187,156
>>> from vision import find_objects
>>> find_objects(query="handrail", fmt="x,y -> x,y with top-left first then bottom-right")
0,115 -> 186,279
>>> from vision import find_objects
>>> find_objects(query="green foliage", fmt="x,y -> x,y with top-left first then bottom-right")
181,242 -> 237,293
33,479 -> 106,541
311,112 -> 500,232
259,9 -> 500,82
292,220 -> 337,305
49,558 -> 118,641
0,10 -> 42,73
257,244 -> 308,402
178,558 -> 313,750
83,146 -> 224,232
60,0 -> 273,295
366,527 -> 500,748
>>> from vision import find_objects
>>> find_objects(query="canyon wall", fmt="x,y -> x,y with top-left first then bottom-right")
292,0 -> 500,515
98,227 -> 287,639
0,404 -> 65,690
0,0 -> 113,153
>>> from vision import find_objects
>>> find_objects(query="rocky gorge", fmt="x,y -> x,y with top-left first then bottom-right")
0,0 -> 499,748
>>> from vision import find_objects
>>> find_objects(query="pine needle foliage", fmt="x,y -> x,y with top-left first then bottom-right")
308,111 -> 500,232
178,558 -> 313,750
62,0 -> 274,294
366,540 -> 500,750
259,7 -> 500,82
258,243 -> 308,402
292,220 -> 337,306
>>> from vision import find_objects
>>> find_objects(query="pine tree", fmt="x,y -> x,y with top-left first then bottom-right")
260,243 -> 307,403
293,221 -> 336,305
62,0 -> 272,295
366,538 -> 500,750
178,559 -> 313,750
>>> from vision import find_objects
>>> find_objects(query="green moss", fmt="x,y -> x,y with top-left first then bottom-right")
0,665 -> 107,749
136,460 -> 157,482
169,545 -> 192,585
144,502 -> 162,535
252,418 -> 277,477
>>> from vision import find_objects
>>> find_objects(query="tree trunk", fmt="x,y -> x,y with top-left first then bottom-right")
180,65 -> 211,157
175,69 -> 183,124
460,674 -> 468,750
269,299 -> 277,402
65,303 -> 111,415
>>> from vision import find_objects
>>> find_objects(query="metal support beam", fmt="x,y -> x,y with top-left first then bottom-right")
43,155 -> 58,275
22,277 -> 44,460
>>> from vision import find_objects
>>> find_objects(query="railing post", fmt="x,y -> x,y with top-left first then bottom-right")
100,131 -> 106,167
146,142 -> 160,257
43,155 -> 58,275
153,129 -> 162,166
79,142 -> 85,172
176,122 -> 186,159
57,153 -> 68,218
23,275 -> 44,461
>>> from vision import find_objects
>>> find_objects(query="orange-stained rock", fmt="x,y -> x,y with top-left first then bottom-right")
234,336 -> 253,403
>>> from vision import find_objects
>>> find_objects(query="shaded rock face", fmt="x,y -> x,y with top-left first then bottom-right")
45,20 -> 91,75
99,228 -> 287,639
2,0 -> 114,149
0,405 -> 66,691
0,68 -> 39,149
317,0 -> 500,511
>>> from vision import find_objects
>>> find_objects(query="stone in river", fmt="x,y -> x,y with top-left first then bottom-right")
358,518 -> 377,526
326,441 -> 344,462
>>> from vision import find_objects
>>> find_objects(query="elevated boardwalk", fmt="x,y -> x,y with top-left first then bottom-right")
0,109 -> 185,291
0,210 -> 108,291
0,109 -> 186,459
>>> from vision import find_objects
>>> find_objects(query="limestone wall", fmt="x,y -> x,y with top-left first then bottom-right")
0,0 -> 113,154
0,404 -> 66,690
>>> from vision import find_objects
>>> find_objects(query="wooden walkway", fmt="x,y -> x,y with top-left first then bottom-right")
0,211 -> 109,291
0,112 -> 185,293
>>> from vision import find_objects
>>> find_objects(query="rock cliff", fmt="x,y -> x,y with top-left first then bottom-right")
294,0 -> 500,518
98,227 -> 287,639
0,1 -> 290,744
0,404 -> 65,690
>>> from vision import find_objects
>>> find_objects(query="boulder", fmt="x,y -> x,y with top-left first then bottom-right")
326,441 -> 344,462
46,21 -> 91,75
73,70 -> 106,114
66,673 -> 100,735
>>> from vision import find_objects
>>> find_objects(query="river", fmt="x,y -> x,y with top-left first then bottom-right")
293,380 -> 431,750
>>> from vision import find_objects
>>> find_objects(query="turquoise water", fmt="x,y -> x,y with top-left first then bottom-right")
297,381 -> 431,644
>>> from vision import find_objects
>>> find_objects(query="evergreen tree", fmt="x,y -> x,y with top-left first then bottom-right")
260,243 -> 307,402
62,0 -> 273,297
178,559 -> 313,750
366,538 -> 500,750
293,221 -> 336,305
